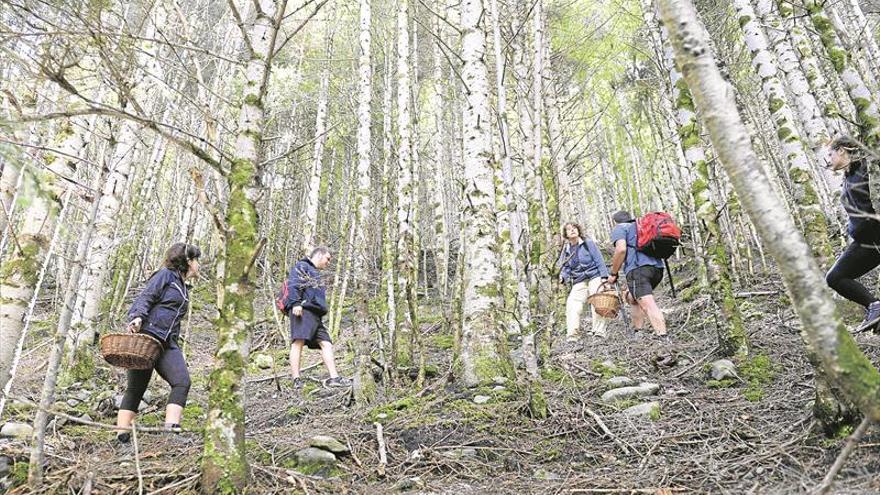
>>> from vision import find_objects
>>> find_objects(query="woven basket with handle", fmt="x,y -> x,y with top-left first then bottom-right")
99,333 -> 163,370
587,285 -> 621,319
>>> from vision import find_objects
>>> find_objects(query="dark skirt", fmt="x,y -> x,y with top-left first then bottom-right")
290,309 -> 332,349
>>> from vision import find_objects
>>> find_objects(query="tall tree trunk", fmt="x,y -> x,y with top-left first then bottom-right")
650,1 -> 748,356
0,118 -> 84,390
28,166 -> 105,486
301,29 -> 333,253
395,0 -> 417,367
734,0 -> 834,268
490,0 -> 545,416
658,0 -> 880,429
201,1 -> 287,491
459,0 -> 510,387
352,0 -> 377,405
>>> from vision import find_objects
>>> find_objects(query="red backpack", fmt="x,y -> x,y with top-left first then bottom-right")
275,282 -> 290,314
636,212 -> 681,259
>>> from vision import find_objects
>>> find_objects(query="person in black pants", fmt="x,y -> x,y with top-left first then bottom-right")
825,136 -> 880,331
116,243 -> 201,442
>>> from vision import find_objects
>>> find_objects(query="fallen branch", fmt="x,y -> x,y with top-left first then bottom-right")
814,415 -> 874,495
375,422 -> 387,477
583,407 -> 631,455
132,420 -> 144,495
734,290 -> 781,298
247,362 -> 320,383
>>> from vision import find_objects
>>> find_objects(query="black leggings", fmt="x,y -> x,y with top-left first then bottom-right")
826,241 -> 880,308
120,346 -> 191,411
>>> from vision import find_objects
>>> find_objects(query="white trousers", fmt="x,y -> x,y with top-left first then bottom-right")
566,277 -> 609,338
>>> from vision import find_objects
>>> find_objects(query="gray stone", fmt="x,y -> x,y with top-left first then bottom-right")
623,401 -> 660,418
600,383 -> 660,403
492,386 -> 506,392
142,390 -> 153,404
709,359 -> 737,381
0,455 -> 11,477
376,413 -> 388,420
394,477 -> 425,491
535,469 -> 562,481
473,395 -> 491,404
254,353 -> 274,370
309,435 -> 349,455
606,376 -> 636,388
295,447 -> 336,465
79,414 -> 93,423
66,399 -> 81,407
444,447 -> 478,459
114,394 -> 124,409
0,422 -> 33,438
74,390 -> 91,402
493,376 -> 508,385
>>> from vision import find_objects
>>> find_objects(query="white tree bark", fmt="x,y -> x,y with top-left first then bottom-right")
0,118 -> 85,391
301,30 -> 333,253
428,20 -> 450,300
658,0 -> 880,424
395,0 -> 416,363
459,0 -> 507,387
734,0 -> 832,265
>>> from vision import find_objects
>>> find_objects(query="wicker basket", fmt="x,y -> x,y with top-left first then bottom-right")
588,287 -> 621,319
99,333 -> 163,370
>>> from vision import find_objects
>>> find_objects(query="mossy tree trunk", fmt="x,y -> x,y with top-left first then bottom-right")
734,0 -> 834,269
0,118 -> 84,391
651,1 -> 748,356
201,1 -> 287,492
490,0 -> 545,417
659,0 -> 880,430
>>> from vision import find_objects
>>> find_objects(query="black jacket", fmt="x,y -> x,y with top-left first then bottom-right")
127,268 -> 189,342
285,258 -> 328,316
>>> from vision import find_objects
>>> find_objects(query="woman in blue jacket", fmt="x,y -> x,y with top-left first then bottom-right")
116,243 -> 200,442
825,136 -> 880,332
559,223 -> 610,340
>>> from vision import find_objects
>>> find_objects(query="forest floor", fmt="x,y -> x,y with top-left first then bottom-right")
2,265 -> 880,494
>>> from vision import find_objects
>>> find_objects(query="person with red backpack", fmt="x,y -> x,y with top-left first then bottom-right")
607,211 -> 668,336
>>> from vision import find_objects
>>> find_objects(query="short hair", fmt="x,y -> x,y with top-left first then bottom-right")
562,222 -> 584,238
829,135 -> 862,154
163,243 -> 201,273
612,211 -> 635,224
309,246 -> 331,259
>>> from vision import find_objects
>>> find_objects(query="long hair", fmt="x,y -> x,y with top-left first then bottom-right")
163,243 -> 201,274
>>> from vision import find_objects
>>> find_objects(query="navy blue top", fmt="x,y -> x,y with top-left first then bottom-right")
285,258 -> 328,316
559,239 -> 609,284
843,159 -> 878,242
610,222 -> 664,275
127,268 -> 189,344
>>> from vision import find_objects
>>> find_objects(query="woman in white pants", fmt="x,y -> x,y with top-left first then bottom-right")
559,223 -> 611,340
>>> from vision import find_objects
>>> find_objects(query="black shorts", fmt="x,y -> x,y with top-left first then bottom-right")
626,266 -> 664,299
290,309 -> 332,349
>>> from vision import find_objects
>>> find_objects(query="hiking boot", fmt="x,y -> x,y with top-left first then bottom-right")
116,431 -> 131,444
855,301 -> 880,333
291,377 -> 304,390
325,376 -> 351,388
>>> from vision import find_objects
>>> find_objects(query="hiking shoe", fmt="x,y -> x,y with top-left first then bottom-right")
116,431 -> 131,444
855,301 -> 880,333
164,423 -> 182,433
325,376 -> 351,388
291,377 -> 304,390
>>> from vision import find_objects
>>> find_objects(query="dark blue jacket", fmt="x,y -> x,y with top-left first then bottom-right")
285,258 -> 328,316
127,268 -> 189,343
559,239 -> 609,284
843,159 -> 880,243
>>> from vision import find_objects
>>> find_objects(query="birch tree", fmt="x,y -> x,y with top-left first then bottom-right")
734,0 -> 833,267
459,0 -> 510,387
659,0 -> 880,428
